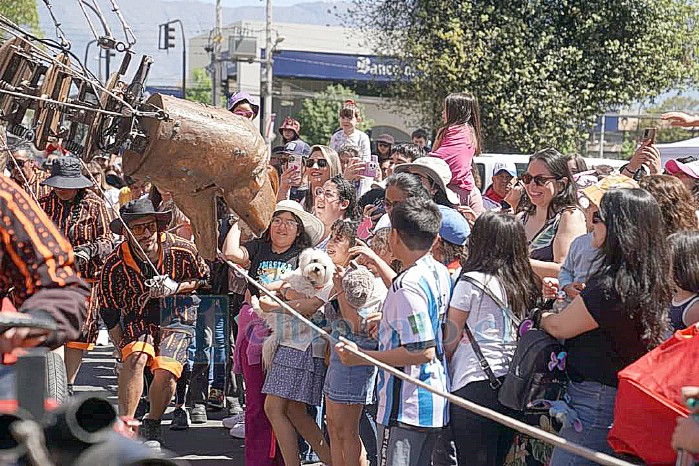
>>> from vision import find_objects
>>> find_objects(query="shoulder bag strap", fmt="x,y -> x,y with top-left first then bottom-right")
455,273 -> 501,389
460,275 -> 522,328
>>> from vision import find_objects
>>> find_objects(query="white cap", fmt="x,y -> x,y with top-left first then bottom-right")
492,161 -> 517,177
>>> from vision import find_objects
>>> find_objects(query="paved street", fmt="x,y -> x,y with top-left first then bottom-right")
74,344 -> 245,465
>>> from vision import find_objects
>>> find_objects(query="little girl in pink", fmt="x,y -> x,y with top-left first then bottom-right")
429,92 -> 483,209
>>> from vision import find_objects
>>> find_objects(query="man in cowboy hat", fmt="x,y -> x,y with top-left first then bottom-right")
99,198 -> 209,447
39,156 -> 114,394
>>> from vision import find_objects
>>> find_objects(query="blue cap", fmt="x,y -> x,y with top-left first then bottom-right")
281,140 -> 311,157
438,205 -> 470,246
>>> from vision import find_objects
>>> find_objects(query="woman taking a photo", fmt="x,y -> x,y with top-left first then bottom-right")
521,148 -> 587,278
540,188 -> 671,463
445,212 -> 542,465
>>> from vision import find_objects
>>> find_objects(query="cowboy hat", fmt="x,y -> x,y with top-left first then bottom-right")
109,197 -> 173,235
40,156 -> 93,190
274,200 -> 324,246
394,156 -> 460,205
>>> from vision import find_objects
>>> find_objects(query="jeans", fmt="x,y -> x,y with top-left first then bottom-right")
550,380 -> 618,466
188,295 -> 228,405
0,363 -> 15,400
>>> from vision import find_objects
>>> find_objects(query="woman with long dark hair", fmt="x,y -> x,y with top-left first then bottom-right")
314,175 -> 360,249
430,92 -> 483,208
444,212 -> 541,465
541,188 -> 671,464
521,148 -> 587,278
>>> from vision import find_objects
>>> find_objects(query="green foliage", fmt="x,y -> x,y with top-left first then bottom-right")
296,84 -> 373,145
185,68 -> 212,104
0,1 -> 39,32
350,0 -> 699,153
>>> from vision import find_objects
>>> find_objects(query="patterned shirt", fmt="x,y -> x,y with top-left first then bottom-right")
39,190 -> 113,280
0,176 -> 89,346
376,254 -> 451,429
98,233 -> 210,326
12,170 -> 51,203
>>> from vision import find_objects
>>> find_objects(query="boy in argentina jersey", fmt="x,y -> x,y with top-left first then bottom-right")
336,197 -> 451,466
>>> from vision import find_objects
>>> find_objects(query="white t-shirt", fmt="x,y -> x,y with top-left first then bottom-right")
449,272 -> 518,392
330,129 -> 371,159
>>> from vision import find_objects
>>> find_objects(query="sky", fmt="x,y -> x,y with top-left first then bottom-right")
165,0 -> 318,6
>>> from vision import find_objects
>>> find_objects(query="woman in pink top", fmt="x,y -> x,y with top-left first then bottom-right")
430,92 -> 483,207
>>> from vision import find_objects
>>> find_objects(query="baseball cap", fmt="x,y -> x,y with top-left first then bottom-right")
492,162 -> 516,177
280,140 -> 311,157
665,159 -> 699,179
437,205 -> 470,246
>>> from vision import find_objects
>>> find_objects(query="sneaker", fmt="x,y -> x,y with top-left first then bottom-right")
190,404 -> 207,424
222,412 -> 245,429
140,417 -> 163,446
228,419 -> 245,438
226,397 -> 244,416
170,407 -> 190,430
207,388 -> 225,411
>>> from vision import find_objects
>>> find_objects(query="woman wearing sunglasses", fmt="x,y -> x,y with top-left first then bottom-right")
227,91 -> 260,121
302,145 -> 342,212
520,148 -> 587,279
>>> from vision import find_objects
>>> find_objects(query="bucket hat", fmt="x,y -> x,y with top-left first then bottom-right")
40,156 -> 93,190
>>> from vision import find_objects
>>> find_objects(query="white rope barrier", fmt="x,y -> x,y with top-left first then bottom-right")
221,257 -> 639,466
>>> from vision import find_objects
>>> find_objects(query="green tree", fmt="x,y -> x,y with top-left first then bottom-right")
0,0 -> 39,32
296,84 -> 373,145
185,68 -> 212,104
350,0 -> 699,153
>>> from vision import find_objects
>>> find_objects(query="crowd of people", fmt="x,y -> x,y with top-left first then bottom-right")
2,90 -> 699,466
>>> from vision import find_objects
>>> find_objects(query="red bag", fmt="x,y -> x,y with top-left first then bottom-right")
608,325 -> 699,465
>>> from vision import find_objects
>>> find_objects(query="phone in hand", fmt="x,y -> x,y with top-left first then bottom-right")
287,154 -> 303,187
361,155 -> 379,178
643,127 -> 657,145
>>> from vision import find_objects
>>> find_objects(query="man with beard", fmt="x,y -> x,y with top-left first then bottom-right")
99,198 -> 209,448
6,148 -> 51,202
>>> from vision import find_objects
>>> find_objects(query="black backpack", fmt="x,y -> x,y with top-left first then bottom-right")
497,320 -> 567,411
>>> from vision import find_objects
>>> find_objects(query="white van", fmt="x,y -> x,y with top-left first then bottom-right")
473,153 -> 626,192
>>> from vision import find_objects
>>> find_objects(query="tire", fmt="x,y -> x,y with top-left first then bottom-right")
46,352 -> 68,404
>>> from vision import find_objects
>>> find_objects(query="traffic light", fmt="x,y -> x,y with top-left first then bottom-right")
166,24 -> 176,49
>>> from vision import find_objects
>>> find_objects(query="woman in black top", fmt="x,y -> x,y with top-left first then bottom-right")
541,188 -> 671,464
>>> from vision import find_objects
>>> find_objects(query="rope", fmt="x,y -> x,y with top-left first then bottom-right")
76,158 -> 161,277
107,0 -> 137,49
41,0 -> 71,50
219,256 -> 638,466
0,88 -> 125,118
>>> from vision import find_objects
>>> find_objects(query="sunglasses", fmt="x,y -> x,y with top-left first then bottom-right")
130,221 -> 158,235
520,173 -> 560,187
6,160 -> 28,170
305,158 -> 329,169
592,211 -> 605,225
233,109 -> 255,119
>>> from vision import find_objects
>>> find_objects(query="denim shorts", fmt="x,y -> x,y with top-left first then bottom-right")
324,328 -> 377,404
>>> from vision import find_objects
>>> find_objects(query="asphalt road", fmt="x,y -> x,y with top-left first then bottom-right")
74,344 -> 246,465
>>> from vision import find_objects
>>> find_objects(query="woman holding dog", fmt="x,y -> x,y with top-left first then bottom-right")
223,200 -> 331,466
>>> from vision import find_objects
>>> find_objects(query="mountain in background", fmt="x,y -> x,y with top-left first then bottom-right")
36,0 -> 350,86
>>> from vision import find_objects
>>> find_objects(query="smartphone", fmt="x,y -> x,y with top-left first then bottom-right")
362,155 -> 379,178
643,127 -> 657,144
373,198 -> 386,217
287,154 -> 303,187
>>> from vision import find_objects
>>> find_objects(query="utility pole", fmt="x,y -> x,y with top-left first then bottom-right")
212,0 -> 223,107
264,0 -> 273,151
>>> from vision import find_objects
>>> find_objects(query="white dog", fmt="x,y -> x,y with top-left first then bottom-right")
251,248 -> 335,369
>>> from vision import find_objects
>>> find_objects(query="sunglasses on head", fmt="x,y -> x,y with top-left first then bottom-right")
592,211 -> 605,225
305,158 -> 328,169
520,172 -> 560,187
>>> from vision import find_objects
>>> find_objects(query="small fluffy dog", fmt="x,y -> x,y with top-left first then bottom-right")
251,248 -> 335,369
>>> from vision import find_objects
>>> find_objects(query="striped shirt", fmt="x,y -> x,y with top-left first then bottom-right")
376,254 -> 451,429
0,176 -> 89,345
98,233 -> 209,325
39,190 -> 113,280
12,170 -> 51,203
